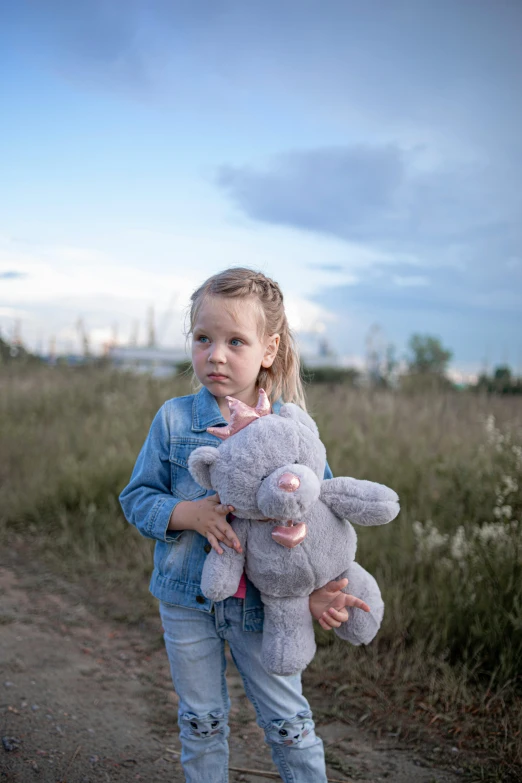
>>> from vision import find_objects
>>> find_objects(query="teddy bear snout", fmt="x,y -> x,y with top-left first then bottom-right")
257,464 -> 321,521
277,473 -> 301,492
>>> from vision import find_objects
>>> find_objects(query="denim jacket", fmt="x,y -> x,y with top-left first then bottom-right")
119,386 -> 332,631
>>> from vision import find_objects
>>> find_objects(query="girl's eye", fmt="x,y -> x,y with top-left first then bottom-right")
230,338 -> 243,347
197,336 -> 209,344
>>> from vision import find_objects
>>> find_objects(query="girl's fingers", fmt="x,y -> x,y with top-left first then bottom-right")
207,533 -> 223,555
318,617 -> 332,630
214,503 -> 230,515
212,528 -> 227,542
209,523 -> 242,553
328,607 -> 349,623
319,613 -> 340,630
221,526 -> 242,553
343,595 -> 371,613
320,607 -> 349,629
324,578 -> 349,593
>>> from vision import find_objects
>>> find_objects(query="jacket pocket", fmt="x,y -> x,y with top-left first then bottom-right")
156,534 -> 190,579
169,438 -> 217,500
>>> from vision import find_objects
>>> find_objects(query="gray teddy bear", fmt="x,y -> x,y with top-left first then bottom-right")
188,390 -> 400,677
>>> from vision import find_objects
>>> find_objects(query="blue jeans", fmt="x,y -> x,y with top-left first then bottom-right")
160,598 -> 327,783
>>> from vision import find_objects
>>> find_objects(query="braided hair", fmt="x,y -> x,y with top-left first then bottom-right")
188,267 -> 306,409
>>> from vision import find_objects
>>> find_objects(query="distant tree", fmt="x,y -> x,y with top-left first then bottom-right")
494,365 -> 511,383
0,333 -> 41,366
406,334 -> 453,376
474,365 -> 522,395
0,335 -> 11,363
302,365 -> 360,386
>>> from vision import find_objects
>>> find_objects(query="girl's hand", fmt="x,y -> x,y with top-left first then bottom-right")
185,495 -> 242,555
309,579 -> 370,630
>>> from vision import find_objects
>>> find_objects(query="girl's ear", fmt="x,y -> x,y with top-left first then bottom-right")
188,446 -> 220,489
261,333 -> 280,368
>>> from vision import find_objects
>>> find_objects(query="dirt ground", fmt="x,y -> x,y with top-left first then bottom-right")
1,558 -> 467,783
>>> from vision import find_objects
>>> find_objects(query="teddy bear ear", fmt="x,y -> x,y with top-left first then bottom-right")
279,404 -> 319,437
188,446 -> 220,489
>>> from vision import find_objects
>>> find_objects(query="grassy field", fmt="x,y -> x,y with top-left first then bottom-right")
1,365 -> 521,779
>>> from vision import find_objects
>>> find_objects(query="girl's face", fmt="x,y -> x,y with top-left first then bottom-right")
191,295 -> 279,407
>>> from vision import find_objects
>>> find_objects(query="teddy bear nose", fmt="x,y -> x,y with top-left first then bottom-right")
278,472 -> 301,492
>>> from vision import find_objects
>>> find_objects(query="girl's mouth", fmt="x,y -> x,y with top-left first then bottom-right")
208,374 -> 228,381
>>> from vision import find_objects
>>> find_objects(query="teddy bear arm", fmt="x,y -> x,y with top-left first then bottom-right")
200,524 -> 248,602
320,477 -> 400,526
334,561 -> 384,646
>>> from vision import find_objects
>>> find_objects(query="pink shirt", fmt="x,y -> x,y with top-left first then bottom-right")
225,513 -> 247,599
233,572 -> 247,599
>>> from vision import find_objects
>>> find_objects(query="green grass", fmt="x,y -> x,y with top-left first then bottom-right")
1,365 -> 521,778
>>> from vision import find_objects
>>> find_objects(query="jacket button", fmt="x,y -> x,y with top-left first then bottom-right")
204,543 -> 211,554
196,595 -> 206,604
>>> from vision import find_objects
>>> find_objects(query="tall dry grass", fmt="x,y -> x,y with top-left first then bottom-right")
1,365 -> 521,778
305,384 -> 522,780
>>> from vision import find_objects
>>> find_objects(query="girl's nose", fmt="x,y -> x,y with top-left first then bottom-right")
277,473 -> 301,492
208,345 -> 226,363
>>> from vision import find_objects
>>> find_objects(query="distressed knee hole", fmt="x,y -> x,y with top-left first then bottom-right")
266,711 -> 314,747
180,711 -> 225,739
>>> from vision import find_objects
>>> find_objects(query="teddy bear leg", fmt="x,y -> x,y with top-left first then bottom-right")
260,594 -> 316,677
334,562 -> 384,646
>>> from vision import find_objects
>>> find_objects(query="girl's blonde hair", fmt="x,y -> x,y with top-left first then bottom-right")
189,267 -> 306,409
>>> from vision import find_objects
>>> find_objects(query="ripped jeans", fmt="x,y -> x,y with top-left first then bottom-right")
160,598 -> 327,783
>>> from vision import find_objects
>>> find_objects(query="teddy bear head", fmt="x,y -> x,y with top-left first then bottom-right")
188,401 -> 327,521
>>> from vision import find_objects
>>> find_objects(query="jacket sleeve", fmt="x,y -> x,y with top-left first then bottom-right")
323,459 -> 333,480
119,404 -> 184,542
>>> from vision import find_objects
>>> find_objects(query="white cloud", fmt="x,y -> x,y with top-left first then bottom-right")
286,296 -> 335,335
0,306 -> 31,319
0,233 -> 343,354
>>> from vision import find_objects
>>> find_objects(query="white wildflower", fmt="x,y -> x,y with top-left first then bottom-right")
412,520 -> 449,560
450,526 -> 470,562
484,414 -> 496,435
502,475 -> 518,495
412,521 -> 424,539
474,523 -> 510,545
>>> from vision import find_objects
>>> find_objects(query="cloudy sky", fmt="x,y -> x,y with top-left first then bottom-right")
1,0 -> 521,373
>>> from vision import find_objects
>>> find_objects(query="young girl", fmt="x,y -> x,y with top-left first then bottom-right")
120,268 -> 364,783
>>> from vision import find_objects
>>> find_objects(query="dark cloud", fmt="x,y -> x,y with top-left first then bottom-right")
270,146 -> 522,364
217,145 -> 521,260
218,146 -> 405,242
6,1 -> 522,137
6,0 -> 151,94
321,261 -> 522,316
315,257 -> 522,366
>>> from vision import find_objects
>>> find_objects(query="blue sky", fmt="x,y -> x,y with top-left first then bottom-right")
1,0 -> 521,374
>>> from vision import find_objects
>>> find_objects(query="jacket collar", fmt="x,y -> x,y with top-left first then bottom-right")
191,386 -> 283,432
192,386 -> 228,432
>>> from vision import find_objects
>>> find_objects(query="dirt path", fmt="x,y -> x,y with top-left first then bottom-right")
0,562 -> 465,783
